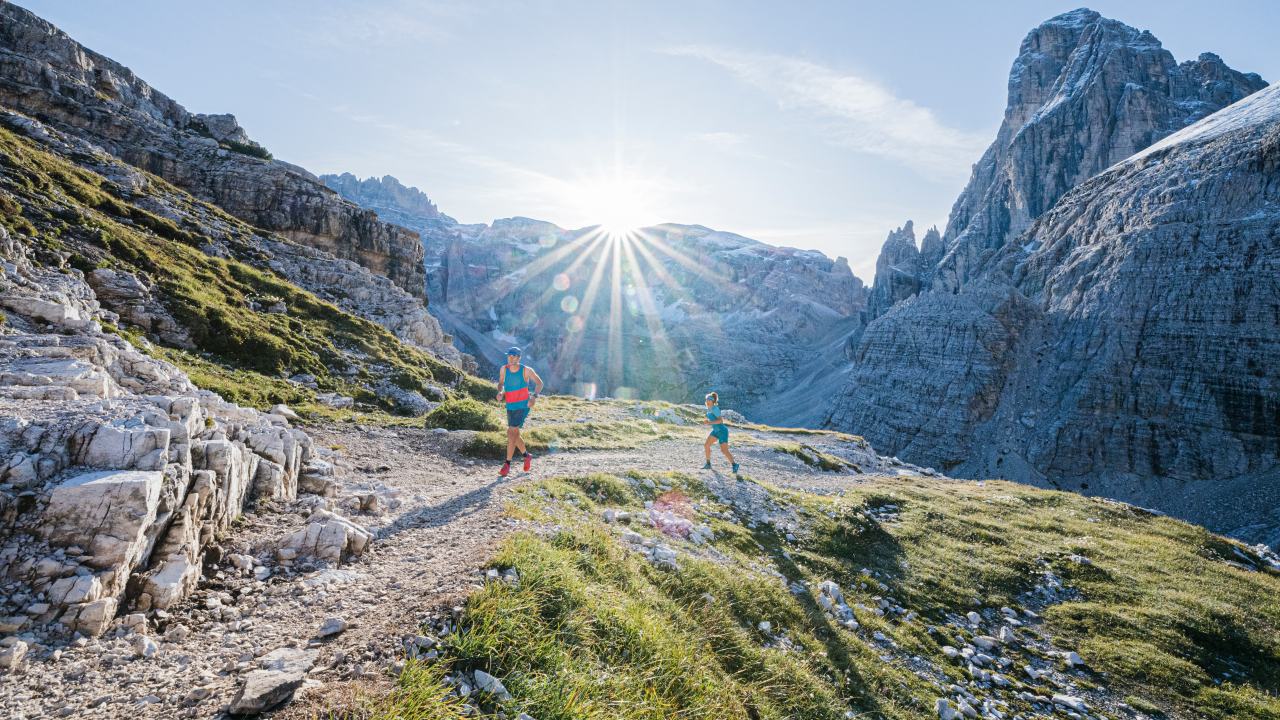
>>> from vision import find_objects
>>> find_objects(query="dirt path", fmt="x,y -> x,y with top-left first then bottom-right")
1,421 -> 894,719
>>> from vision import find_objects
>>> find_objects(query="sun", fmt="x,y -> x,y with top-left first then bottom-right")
569,171 -> 661,237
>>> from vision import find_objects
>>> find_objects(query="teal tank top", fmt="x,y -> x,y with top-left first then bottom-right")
503,364 -> 531,409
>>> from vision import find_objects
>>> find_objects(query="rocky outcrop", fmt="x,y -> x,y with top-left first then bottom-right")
0,107 -> 467,372
829,80 -> 1280,545
932,9 -> 1266,294
863,9 -> 1267,318
866,222 -> 940,319
0,2 -> 427,299
325,176 -> 869,417
0,197 -> 320,636
321,173 -> 450,229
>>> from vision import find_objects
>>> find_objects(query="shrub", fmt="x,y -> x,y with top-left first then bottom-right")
424,397 -> 503,431
220,139 -> 272,160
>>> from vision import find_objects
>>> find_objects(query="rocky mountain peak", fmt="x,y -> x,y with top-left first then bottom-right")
865,8 -> 1266,310
951,7 -> 1265,253
319,173 -> 446,224
866,221 -> 922,319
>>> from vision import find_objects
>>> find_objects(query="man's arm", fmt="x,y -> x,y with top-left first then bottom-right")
525,367 -> 544,404
495,367 -> 506,402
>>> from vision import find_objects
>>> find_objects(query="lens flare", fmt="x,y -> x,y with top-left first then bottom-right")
560,295 -> 579,313
553,273 -> 571,291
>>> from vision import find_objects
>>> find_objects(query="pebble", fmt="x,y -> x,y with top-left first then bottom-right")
133,635 -> 159,658
318,617 -> 348,638
966,611 -> 981,625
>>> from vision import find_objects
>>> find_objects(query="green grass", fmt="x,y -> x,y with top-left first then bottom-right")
424,397 -> 504,432
459,416 -> 687,459
375,469 -> 1280,720
772,442 -> 855,472
0,122 -> 497,414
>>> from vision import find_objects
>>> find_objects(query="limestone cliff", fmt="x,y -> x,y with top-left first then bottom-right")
829,80 -> 1280,546
866,8 -> 1266,316
0,1 -> 427,300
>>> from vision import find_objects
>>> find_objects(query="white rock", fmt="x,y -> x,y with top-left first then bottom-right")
318,617 -> 348,637
1053,694 -> 1089,712
966,611 -> 981,625
936,698 -> 957,720
277,509 -> 372,564
972,635 -> 998,650
133,635 -> 159,658
269,404 -> 300,421
473,669 -> 511,700
0,639 -> 27,670
229,648 -> 318,714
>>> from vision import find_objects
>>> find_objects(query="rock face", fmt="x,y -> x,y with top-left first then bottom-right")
863,9 -> 1266,316
321,172 -> 449,228
866,222 -> 942,319
0,2 -> 427,300
929,8 -> 1267,295
830,78 -> 1280,545
0,105 -> 466,373
323,175 -> 868,417
0,225 -> 317,632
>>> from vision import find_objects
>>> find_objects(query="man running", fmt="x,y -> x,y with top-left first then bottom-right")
495,346 -> 544,477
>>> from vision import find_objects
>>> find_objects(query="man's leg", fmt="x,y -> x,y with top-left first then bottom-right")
514,429 -> 527,455
506,427 -> 518,462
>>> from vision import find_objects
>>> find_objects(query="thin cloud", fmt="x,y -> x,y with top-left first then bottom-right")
664,45 -> 987,178
291,0 -> 483,48
696,131 -> 749,148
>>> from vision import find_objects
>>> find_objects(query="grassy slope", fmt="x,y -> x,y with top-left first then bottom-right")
0,123 -> 495,415
372,464 -> 1280,720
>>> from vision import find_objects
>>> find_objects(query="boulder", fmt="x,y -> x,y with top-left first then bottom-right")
277,509 -> 372,564
229,648 -> 317,715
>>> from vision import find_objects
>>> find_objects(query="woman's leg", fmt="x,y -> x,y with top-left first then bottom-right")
704,435 -> 714,461
719,442 -> 735,464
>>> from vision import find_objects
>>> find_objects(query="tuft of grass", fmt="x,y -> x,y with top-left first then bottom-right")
773,442 -> 853,472
365,661 -> 468,720
424,397 -> 503,432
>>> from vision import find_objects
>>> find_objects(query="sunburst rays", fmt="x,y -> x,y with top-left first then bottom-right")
498,223 -> 733,398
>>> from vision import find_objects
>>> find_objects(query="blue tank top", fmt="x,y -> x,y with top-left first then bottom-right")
503,364 -> 531,409
706,405 -> 722,423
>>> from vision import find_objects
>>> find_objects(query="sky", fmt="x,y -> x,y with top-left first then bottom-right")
16,1 -> 1279,282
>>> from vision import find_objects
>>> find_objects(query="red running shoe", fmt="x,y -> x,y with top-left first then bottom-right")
499,461 -> 510,477
523,452 -> 533,472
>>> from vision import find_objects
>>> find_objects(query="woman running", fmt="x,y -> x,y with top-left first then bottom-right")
702,391 -> 740,474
